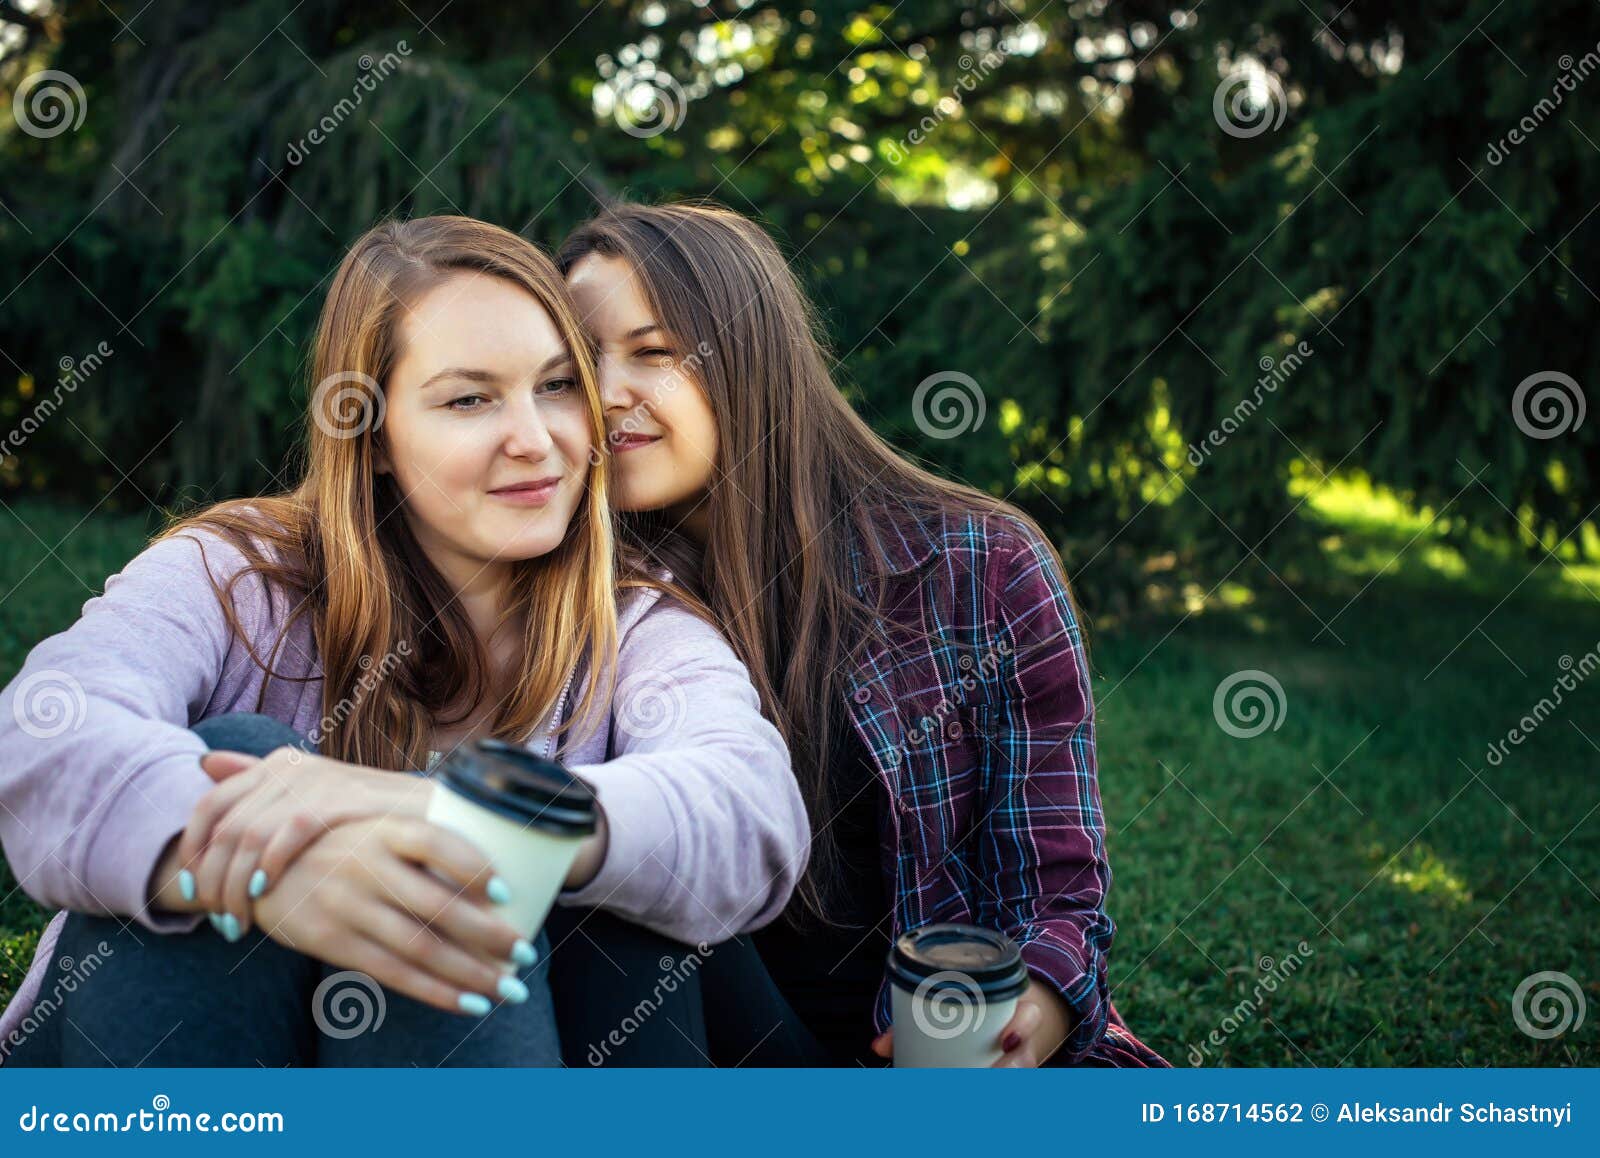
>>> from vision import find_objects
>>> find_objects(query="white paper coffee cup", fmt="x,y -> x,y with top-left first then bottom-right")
423,739 -> 597,946
888,924 -> 1029,1067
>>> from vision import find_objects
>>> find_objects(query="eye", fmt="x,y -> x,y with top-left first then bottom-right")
446,394 -> 489,412
636,347 -> 674,361
538,377 -> 576,396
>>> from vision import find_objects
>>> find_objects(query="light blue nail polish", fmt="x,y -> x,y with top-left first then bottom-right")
178,870 -> 196,903
486,876 -> 512,905
206,912 -> 224,936
498,976 -> 529,1004
248,869 -> 268,899
510,939 -> 537,967
218,913 -> 242,942
458,993 -> 492,1017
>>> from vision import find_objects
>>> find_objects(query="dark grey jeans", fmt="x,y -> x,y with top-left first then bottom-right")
4,713 -> 559,1067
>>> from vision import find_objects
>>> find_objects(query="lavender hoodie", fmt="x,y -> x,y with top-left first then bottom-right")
0,528 -> 807,1050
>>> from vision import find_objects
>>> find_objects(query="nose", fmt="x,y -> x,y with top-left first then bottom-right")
597,352 -> 636,416
500,391 -> 557,461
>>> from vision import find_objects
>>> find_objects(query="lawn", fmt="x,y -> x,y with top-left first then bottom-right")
1,489 -> 1596,1065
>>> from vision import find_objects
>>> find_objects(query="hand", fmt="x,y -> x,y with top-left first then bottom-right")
868,977 -> 1076,1067
176,745 -> 432,935
252,814 -> 536,1016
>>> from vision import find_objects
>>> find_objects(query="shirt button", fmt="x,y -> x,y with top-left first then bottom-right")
946,721 -> 964,741
853,686 -> 872,704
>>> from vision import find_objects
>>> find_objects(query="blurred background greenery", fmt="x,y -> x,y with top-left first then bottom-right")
0,0 -> 1596,1064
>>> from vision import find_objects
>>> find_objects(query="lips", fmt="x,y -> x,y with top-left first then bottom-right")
608,432 -> 662,453
488,477 -> 562,505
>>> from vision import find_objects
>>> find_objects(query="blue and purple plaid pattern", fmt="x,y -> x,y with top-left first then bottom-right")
844,505 -> 1167,1066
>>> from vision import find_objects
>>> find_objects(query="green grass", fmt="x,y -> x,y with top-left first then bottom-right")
1,489 -> 1596,1065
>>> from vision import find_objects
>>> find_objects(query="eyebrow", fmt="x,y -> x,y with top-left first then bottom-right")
418,353 -> 572,391
624,324 -> 665,341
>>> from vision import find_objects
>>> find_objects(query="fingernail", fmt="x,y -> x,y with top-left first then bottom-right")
219,913 -> 243,942
458,993 -> 492,1017
1002,1031 -> 1022,1052
510,939 -> 537,967
486,876 -> 512,905
248,869 -> 268,899
206,912 -> 224,936
178,870 -> 196,902
497,976 -> 530,1004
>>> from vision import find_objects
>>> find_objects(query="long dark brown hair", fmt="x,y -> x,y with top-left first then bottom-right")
558,201 -> 1087,926
162,215 -> 621,769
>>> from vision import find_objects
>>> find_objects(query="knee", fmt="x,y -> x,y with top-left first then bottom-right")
192,712 -> 314,758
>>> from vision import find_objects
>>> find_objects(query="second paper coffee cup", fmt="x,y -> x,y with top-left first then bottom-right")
424,739 -> 598,944
888,923 -> 1030,1067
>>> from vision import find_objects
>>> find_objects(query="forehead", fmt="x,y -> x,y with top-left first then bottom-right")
396,271 -> 565,367
564,255 -> 651,328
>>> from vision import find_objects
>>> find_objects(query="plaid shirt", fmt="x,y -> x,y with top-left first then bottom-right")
844,505 -> 1168,1066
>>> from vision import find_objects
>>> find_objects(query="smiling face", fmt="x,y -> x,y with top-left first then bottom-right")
564,255 -> 718,527
375,270 -> 592,591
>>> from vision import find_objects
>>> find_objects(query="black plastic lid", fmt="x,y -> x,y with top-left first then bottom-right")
434,739 -> 597,836
887,923 -> 1029,1000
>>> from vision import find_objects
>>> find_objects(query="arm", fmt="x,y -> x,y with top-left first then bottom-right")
558,598 -> 809,946
0,531 -> 260,933
972,519 -> 1115,1065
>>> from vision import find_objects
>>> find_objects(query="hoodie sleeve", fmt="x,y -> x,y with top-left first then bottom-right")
559,598 -> 808,945
0,530 -> 260,935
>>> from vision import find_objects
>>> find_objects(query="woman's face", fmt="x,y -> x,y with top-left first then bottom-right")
564,255 -> 718,526
375,271 -> 591,589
